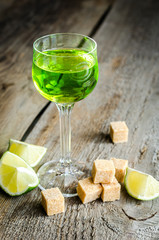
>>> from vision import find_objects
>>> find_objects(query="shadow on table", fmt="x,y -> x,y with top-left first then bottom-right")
94,132 -> 112,144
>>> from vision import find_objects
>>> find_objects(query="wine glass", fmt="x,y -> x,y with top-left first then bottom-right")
32,33 -> 98,197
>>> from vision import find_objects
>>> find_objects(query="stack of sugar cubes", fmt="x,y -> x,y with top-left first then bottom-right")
41,121 -> 129,215
77,158 -> 128,204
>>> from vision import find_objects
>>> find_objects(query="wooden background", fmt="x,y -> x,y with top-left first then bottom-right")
0,0 -> 159,239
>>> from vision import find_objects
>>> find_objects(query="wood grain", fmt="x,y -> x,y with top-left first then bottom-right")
0,0 -> 112,153
1,0 -> 159,239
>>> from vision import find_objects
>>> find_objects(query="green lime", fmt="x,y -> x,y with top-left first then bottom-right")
124,167 -> 159,200
0,151 -> 39,196
9,139 -> 47,167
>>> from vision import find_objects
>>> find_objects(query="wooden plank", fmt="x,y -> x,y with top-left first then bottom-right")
0,0 -> 14,14
1,0 -> 159,239
0,0 -> 112,153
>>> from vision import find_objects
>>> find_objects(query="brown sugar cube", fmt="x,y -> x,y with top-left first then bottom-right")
41,187 -> 65,216
101,177 -> 121,202
111,158 -> 128,183
110,121 -> 128,143
92,159 -> 115,184
76,177 -> 102,204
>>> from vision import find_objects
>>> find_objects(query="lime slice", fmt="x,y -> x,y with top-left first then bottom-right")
9,139 -> 47,167
124,167 -> 159,200
0,151 -> 39,196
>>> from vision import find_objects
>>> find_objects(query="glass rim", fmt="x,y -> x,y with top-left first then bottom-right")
33,33 -> 97,57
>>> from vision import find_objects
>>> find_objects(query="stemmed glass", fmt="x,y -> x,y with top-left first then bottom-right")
32,33 -> 98,197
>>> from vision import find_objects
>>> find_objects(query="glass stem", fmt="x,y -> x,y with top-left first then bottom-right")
56,103 -> 74,165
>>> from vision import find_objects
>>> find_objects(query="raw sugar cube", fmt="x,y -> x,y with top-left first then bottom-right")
76,177 -> 102,204
41,187 -> 65,216
101,177 -> 121,202
110,121 -> 128,143
111,158 -> 128,183
92,159 -> 115,184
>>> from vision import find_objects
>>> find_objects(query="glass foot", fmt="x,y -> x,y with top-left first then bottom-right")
37,160 -> 85,197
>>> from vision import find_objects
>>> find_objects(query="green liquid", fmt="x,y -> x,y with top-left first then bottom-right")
32,49 -> 98,103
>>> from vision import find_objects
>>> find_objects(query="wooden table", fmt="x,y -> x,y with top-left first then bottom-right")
0,0 -> 159,239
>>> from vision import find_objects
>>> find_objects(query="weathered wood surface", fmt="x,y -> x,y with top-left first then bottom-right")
0,0 -> 159,239
0,0 -> 111,153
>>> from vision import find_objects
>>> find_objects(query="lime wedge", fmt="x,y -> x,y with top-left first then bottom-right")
0,151 -> 39,196
124,167 -> 159,200
9,139 -> 47,167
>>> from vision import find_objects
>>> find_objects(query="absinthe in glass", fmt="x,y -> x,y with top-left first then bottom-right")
32,49 -> 98,103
